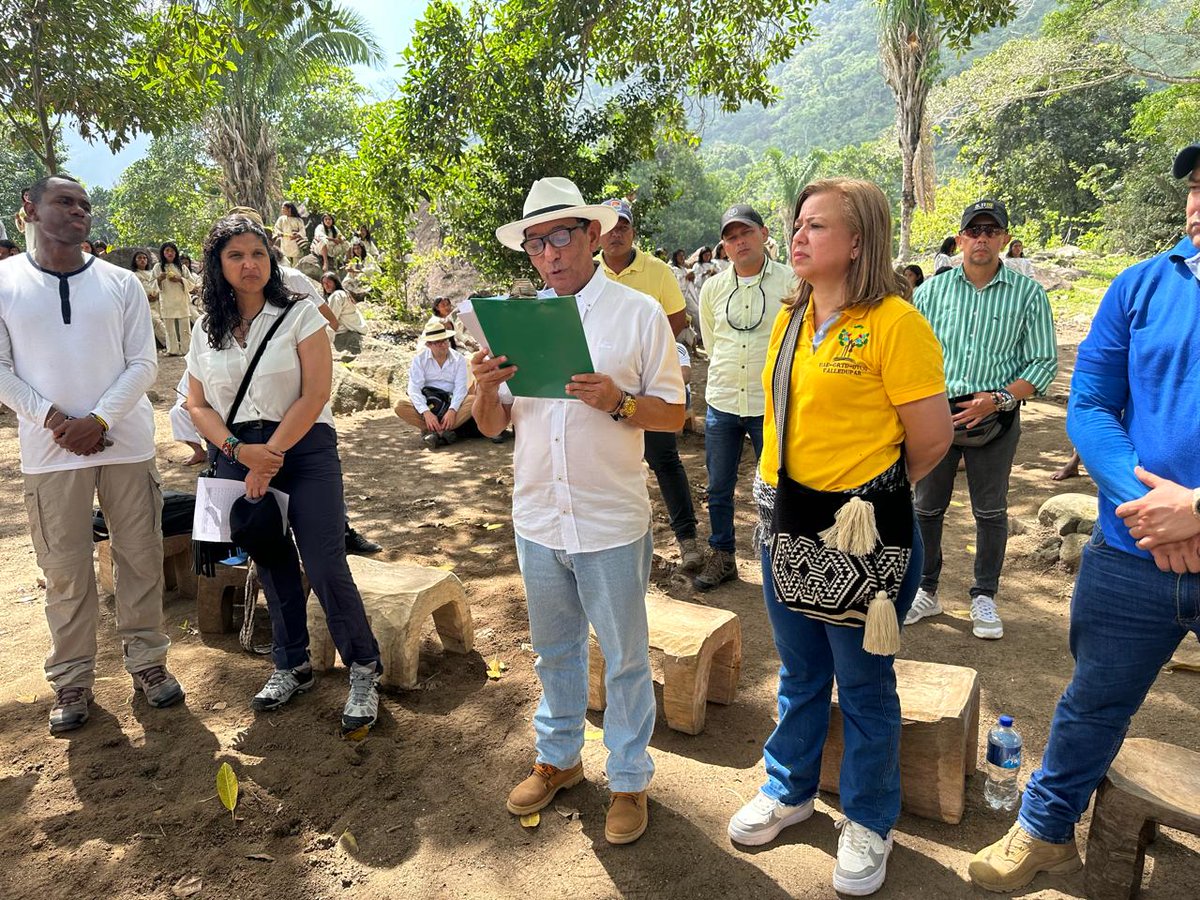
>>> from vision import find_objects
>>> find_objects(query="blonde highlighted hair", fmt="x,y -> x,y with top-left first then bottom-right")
784,178 -> 910,310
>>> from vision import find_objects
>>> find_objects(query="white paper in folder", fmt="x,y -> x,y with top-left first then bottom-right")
454,299 -> 491,353
193,477 -> 290,543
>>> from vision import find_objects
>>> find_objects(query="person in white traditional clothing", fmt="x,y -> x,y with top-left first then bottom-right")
321,272 -> 367,356
273,202 -> 306,266
153,241 -> 196,355
130,250 -> 167,348
311,213 -> 349,272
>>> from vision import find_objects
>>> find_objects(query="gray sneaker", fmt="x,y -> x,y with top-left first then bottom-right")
677,538 -> 704,575
833,818 -> 893,896
342,662 -> 380,733
694,549 -> 737,591
131,665 -> 185,708
728,790 -> 814,846
422,432 -> 440,450
252,664 -> 315,711
49,685 -> 94,735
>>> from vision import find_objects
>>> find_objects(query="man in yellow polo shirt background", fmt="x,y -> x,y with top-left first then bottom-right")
599,197 -> 702,574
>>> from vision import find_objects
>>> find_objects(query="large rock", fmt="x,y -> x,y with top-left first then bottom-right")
1060,533 -> 1089,570
330,365 -> 390,415
1039,493 -> 1099,536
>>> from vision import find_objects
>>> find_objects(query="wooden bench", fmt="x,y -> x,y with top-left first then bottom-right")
819,658 -> 979,824
1085,738 -> 1200,899
587,591 -> 741,735
96,533 -> 196,599
196,562 -> 249,634
308,556 -> 474,690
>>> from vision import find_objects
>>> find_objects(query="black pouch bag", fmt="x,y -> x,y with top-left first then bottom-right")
949,393 -> 1017,448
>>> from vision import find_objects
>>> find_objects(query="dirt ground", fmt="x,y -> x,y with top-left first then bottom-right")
0,332 -> 1197,900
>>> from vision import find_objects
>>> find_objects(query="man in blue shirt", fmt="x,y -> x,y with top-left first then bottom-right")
969,145 -> 1200,891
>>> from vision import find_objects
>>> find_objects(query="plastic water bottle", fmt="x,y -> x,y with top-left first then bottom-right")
985,715 -> 1023,811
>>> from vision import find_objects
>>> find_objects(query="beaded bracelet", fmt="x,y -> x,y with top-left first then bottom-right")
221,435 -> 242,461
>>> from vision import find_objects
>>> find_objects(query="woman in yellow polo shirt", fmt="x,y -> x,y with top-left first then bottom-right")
727,179 -> 952,896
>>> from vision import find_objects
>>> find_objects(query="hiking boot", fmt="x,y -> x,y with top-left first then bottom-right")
605,790 -> 649,845
342,662 -> 380,733
49,685 -> 93,735
728,790 -> 813,846
968,822 -> 1081,892
506,761 -> 584,815
677,537 -> 704,575
694,549 -> 737,591
422,432 -> 440,449
441,429 -> 458,446
971,595 -> 1004,640
251,664 -> 315,711
904,588 -> 942,625
345,526 -> 382,555
833,818 -> 893,896
131,665 -> 185,708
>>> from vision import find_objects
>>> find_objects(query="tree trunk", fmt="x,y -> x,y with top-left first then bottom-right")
206,102 -> 281,220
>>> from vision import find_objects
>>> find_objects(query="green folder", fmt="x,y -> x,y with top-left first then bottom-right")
470,295 -> 595,399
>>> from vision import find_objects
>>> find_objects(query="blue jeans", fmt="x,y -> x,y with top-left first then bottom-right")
758,522 -> 923,839
1018,528 -> 1200,844
705,407 -> 764,552
515,531 -> 656,793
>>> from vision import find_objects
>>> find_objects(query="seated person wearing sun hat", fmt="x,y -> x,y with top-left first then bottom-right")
394,320 -> 475,448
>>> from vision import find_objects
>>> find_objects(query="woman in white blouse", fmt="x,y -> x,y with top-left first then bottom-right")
273,202 -> 306,266
153,242 -> 196,355
320,271 -> 367,355
311,213 -> 349,272
185,214 -> 382,733
130,250 -> 167,349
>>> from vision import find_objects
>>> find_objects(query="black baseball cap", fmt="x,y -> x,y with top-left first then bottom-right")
960,199 -> 1009,231
720,204 -> 765,235
1173,143 -> 1200,179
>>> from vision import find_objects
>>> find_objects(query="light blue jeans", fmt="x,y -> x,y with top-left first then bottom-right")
515,531 -> 656,793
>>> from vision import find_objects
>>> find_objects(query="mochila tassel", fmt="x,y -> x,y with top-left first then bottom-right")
862,589 -> 900,656
818,496 -> 880,556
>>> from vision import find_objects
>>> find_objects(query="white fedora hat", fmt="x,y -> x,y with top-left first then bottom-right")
495,177 -> 619,252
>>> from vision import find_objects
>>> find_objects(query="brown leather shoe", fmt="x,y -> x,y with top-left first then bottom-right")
506,761 -> 584,815
605,791 -> 649,844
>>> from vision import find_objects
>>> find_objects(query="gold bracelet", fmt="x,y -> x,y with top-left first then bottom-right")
89,412 -> 110,432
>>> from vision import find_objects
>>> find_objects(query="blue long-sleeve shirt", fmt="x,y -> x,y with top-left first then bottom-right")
1067,235 -> 1200,558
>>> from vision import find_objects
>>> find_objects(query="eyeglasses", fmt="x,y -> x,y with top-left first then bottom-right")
521,223 -> 587,257
961,224 -> 1006,239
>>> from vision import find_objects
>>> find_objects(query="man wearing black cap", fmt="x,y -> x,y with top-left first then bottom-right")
694,204 -> 797,591
908,199 -> 1057,640
969,146 -> 1200,892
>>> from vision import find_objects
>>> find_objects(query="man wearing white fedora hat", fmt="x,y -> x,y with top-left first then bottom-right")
474,177 -> 686,845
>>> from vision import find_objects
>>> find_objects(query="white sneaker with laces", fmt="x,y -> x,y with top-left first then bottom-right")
903,588 -> 942,625
727,790 -> 814,846
342,662 -> 381,733
833,818 -> 894,896
970,594 -> 1004,639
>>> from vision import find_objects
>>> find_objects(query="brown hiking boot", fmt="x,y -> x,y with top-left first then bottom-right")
506,761 -> 584,815
49,685 -> 93,735
694,549 -> 737,591
131,665 -> 185,708
969,822 -> 1081,892
677,537 -> 704,575
605,791 -> 648,844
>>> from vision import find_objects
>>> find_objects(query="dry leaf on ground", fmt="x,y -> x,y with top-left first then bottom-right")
171,875 -> 202,897
216,763 -> 238,820
519,813 -> 540,828
338,829 -> 358,852
486,658 -> 508,680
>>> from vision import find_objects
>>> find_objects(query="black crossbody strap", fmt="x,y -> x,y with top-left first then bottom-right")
770,299 -> 809,475
224,302 -> 294,429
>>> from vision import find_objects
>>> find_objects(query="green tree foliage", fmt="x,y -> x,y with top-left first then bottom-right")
108,131 -> 224,251
86,187 -> 118,245
618,144 -> 729,253
956,79 -> 1146,244
393,0 -> 825,282
0,0 -> 234,172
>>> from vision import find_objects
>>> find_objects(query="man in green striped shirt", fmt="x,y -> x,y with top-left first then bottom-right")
908,199 -> 1058,640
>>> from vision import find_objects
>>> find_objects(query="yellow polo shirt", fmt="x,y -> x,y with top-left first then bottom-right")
759,295 -> 946,492
598,249 -> 686,316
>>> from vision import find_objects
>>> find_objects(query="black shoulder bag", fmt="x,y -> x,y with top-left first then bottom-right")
192,303 -> 294,576
765,302 -> 913,655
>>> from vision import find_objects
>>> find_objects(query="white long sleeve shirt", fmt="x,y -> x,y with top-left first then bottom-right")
0,253 -> 157,473
407,347 -> 468,413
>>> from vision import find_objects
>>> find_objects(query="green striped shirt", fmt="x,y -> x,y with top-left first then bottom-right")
914,263 -> 1058,396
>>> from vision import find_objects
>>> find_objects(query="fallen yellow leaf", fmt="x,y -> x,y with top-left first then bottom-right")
950,500 -> 965,507
216,762 -> 238,820
338,829 -> 358,852
17,694 -> 37,704
342,725 -> 370,742
519,812 -> 540,828
584,726 -> 603,742
966,544 -> 976,555
486,658 -> 508,680
484,523 -> 503,531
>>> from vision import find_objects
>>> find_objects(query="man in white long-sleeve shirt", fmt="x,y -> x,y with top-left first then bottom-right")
394,320 -> 474,448
0,175 -> 184,736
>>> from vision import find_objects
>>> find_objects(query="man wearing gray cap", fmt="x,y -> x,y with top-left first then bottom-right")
908,199 -> 1057,640
695,204 -> 796,591
969,145 -> 1200,892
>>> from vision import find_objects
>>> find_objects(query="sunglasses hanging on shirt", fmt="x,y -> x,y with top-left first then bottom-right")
723,270 -> 768,332
28,253 -> 97,325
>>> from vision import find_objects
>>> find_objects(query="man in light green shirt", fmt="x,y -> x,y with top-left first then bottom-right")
909,199 -> 1058,640
695,204 -> 797,591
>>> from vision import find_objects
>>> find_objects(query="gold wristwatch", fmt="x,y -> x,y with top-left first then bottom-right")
611,391 -> 637,421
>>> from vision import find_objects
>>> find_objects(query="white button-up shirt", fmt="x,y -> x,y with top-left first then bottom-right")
698,257 -> 796,417
407,346 -> 468,412
501,266 -> 685,554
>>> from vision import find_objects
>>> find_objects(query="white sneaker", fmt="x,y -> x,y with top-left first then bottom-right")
970,595 -> 1004,639
727,790 -> 814,846
833,818 -> 894,896
903,588 -> 942,625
